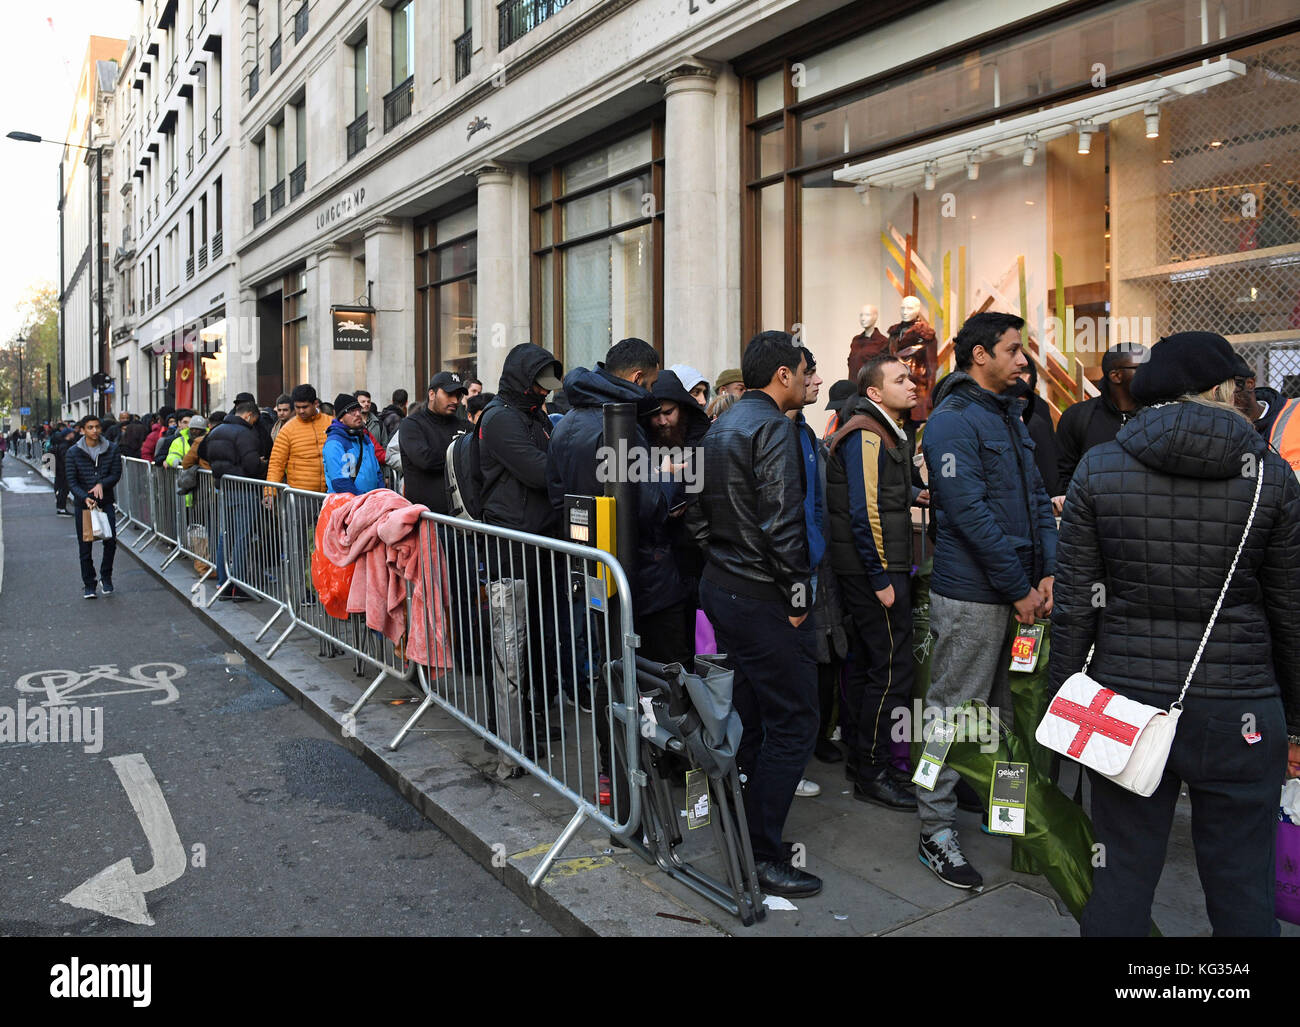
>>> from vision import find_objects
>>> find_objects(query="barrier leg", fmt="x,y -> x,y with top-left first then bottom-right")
527,806 -> 589,888
254,605 -> 286,642
346,668 -> 388,719
266,618 -> 297,656
388,693 -> 435,751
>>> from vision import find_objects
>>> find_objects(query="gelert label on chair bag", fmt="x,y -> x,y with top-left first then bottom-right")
912,719 -> 957,791
1009,623 -> 1045,673
685,770 -> 711,830
988,761 -> 1028,836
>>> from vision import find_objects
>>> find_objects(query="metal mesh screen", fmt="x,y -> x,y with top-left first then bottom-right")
1141,37 -> 1300,391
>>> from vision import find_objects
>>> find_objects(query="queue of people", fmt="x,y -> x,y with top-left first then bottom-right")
39,319 -> 1300,937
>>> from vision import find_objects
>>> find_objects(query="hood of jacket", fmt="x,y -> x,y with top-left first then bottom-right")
325,418 -> 366,446
848,394 -> 909,443
1118,401 -> 1263,480
74,436 -> 110,460
563,363 -> 656,415
649,370 -> 711,445
499,343 -> 562,409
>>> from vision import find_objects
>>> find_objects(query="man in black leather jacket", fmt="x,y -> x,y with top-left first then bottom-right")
692,330 -> 821,898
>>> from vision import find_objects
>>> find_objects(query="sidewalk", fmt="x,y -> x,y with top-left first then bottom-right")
18,451 -> 1289,937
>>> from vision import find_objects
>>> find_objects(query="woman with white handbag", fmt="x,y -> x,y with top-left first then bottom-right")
1047,331 -> 1300,937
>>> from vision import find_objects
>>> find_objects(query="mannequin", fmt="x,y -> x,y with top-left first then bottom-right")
887,295 -> 938,421
848,304 -> 890,383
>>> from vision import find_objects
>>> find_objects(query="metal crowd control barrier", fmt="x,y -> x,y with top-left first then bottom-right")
205,475 -> 295,646
167,466 -> 218,584
253,484 -> 415,714
148,463 -> 181,557
389,511 -> 643,886
119,457 -> 158,549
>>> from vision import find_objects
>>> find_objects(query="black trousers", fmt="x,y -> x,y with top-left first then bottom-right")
701,577 -> 818,864
840,571 -> 914,778
638,600 -> 694,667
77,505 -> 117,589
54,457 -> 68,511
1082,689 -> 1286,937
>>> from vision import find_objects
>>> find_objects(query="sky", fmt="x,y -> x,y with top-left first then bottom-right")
0,1 -> 137,343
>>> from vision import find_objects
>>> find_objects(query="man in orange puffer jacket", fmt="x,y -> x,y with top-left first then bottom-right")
266,384 -> 331,492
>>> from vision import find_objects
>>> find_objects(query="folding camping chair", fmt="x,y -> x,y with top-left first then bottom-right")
612,654 -> 766,927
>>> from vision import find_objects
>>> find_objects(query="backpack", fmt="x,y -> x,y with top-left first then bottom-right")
445,430 -> 479,520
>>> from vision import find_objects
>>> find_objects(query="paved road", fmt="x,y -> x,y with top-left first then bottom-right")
0,460 -> 555,936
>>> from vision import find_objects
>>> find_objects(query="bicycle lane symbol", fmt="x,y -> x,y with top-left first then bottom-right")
14,663 -> 186,707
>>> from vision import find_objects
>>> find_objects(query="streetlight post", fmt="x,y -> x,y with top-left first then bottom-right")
6,130 -> 106,419
16,336 -> 24,422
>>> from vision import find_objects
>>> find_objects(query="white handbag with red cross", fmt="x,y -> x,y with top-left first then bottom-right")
1037,461 -> 1264,797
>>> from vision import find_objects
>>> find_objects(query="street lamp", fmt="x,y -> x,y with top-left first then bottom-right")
7,130 -> 106,418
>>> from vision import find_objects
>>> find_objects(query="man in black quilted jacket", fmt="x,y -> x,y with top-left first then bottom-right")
693,330 -> 820,898
66,414 -> 123,599
1050,331 -> 1300,937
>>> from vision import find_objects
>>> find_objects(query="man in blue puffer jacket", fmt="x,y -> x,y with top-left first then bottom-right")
916,311 -> 1058,891
323,393 -> 384,495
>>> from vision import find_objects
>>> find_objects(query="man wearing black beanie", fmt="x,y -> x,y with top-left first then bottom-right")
1056,342 -> 1147,492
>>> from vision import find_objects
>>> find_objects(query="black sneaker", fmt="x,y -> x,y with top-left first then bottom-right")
918,828 -> 983,889
83,586 -> 97,600
101,580 -> 114,596
853,771 -> 918,810
755,859 -> 823,897
814,737 -> 844,763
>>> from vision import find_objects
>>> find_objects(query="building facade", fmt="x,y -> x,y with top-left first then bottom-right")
60,37 -> 125,423
92,0 -> 1299,414
117,0 -> 241,416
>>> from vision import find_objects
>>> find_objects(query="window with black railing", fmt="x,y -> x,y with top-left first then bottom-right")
198,127 -> 206,157
166,59 -> 176,93
253,196 -> 266,227
199,1 -> 206,30
498,0 -> 573,50
249,64 -> 260,98
290,162 -> 306,200
212,106 -> 222,139
198,243 -> 208,270
166,170 -> 177,197
383,75 -> 414,132
454,29 -> 472,82
294,3 -> 308,42
270,180 -> 285,214
270,36 -> 281,72
186,254 -> 194,279
186,146 -> 193,174
346,111 -> 367,159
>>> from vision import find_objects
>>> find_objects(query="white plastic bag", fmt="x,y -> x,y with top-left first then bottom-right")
90,507 -> 113,539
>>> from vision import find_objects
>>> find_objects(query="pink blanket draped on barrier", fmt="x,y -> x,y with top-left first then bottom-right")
314,490 -> 452,670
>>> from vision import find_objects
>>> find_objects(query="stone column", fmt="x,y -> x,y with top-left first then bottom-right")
661,63 -> 721,373
362,216 -> 414,402
314,243 -> 352,402
473,162 -> 517,392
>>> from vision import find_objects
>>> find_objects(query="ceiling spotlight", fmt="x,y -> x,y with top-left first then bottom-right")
966,149 -> 983,180
923,160 -> 938,190
1143,103 -> 1160,139
1077,120 -> 1096,155
1022,133 -> 1038,167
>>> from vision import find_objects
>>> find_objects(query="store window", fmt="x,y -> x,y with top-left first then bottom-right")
415,205 -> 477,388
531,121 -> 664,369
744,0 -> 1300,420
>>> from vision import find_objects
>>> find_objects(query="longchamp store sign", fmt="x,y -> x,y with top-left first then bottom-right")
331,306 -> 375,350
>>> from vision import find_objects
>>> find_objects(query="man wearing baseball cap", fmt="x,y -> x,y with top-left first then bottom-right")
399,371 -> 469,515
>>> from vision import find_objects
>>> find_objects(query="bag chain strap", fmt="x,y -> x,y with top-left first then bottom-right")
1079,459 -> 1266,710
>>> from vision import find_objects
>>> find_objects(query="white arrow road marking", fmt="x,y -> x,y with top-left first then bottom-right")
61,753 -> 186,926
